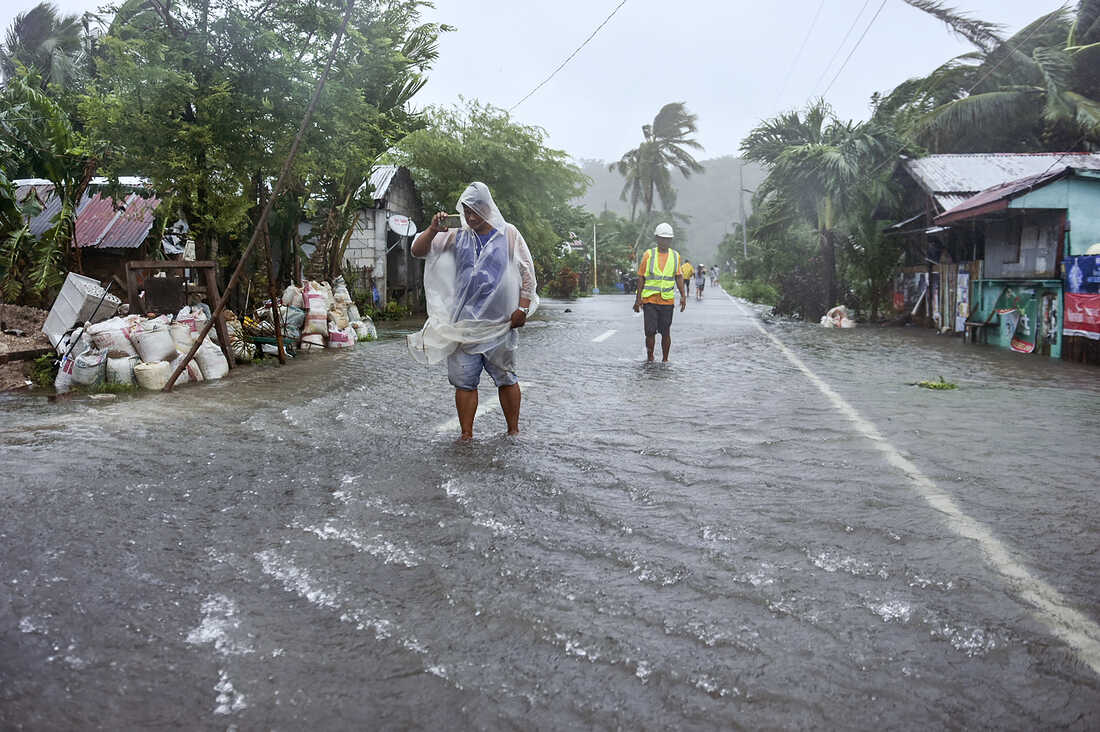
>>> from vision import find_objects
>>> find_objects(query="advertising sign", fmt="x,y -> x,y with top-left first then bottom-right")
1065,255 -> 1100,339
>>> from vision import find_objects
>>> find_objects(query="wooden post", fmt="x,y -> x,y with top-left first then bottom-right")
163,0 -> 355,391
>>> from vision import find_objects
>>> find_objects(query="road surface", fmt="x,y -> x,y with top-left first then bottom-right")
2,287 -> 1098,729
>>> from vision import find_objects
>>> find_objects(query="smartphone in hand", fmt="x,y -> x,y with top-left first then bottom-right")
441,213 -> 462,229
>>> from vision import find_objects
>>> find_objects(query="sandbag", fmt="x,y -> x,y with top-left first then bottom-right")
170,349 -> 204,384
282,283 -> 305,309
169,322 -> 194,349
327,325 -> 355,348
134,360 -> 171,391
106,355 -> 140,385
131,320 -> 177,362
72,348 -> 107,386
299,333 -> 325,352
57,326 -> 91,358
283,306 -> 306,331
303,284 -> 328,337
87,317 -> 139,358
328,306 -> 350,331
54,354 -> 75,393
332,276 -> 352,305
195,341 -> 229,380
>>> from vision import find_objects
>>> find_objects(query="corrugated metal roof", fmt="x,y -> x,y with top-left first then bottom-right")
16,184 -> 160,249
904,153 -> 1100,211
934,165 -> 1100,225
368,165 -> 399,201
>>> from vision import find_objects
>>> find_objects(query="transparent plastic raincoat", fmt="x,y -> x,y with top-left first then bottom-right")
407,182 -> 538,368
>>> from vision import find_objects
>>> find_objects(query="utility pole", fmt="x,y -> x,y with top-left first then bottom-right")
592,222 -> 599,294
739,164 -> 748,258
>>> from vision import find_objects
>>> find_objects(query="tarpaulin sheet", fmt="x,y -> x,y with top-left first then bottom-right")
1065,255 -> 1100,340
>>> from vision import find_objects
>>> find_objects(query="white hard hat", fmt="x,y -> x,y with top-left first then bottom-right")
654,222 -> 674,238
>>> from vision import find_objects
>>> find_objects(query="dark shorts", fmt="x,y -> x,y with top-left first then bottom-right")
642,302 -> 674,336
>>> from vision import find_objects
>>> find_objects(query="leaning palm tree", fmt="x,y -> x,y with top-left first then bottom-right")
611,102 -> 704,254
1,2 -> 88,91
742,100 -> 898,309
879,3 -> 1100,151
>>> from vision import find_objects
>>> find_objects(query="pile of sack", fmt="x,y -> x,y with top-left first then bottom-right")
278,277 -> 377,352
54,306 -> 230,393
820,305 -> 856,329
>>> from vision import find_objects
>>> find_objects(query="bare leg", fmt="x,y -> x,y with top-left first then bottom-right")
645,334 -> 656,361
455,388 -> 478,440
499,382 -> 521,435
661,332 -> 671,362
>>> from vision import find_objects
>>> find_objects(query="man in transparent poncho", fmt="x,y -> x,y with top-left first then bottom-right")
409,182 -> 538,440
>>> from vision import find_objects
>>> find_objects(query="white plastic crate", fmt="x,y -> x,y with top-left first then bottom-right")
42,272 -> 122,347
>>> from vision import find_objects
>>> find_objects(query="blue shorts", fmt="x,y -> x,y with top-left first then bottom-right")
447,345 -> 518,390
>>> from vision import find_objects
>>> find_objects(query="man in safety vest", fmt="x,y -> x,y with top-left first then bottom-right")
632,222 -> 687,362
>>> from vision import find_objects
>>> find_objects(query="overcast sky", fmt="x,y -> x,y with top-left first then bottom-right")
5,0 -> 1058,162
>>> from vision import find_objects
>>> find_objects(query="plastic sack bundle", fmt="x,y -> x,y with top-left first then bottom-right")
302,283 -> 328,336
282,283 -> 305,309
107,355 -> 140,385
87,316 -> 139,357
195,340 -> 229,380
170,348 -> 204,384
134,361 -> 171,390
131,318 -> 177,362
407,182 -> 538,367
72,348 -> 107,386
332,276 -> 352,305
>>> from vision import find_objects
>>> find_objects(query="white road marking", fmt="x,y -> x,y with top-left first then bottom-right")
725,291 -> 1100,676
592,329 -> 617,343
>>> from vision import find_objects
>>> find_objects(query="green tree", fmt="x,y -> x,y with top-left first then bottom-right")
876,3 -> 1100,151
740,100 -> 899,312
82,0 -> 441,291
1,1 -> 93,91
611,102 -> 704,255
390,100 -> 590,286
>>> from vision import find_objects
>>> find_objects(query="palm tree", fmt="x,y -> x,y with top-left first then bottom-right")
1,2 -> 89,91
611,102 -> 704,254
877,3 -> 1100,151
741,100 -> 898,309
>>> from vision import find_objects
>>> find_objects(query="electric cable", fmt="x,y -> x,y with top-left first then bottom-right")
774,0 -> 826,109
508,0 -> 629,113
821,0 -> 889,97
811,0 -> 873,96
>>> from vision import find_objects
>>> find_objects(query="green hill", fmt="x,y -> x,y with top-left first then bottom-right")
574,156 -> 768,266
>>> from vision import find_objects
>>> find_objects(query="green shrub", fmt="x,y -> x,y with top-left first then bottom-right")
721,275 -> 779,306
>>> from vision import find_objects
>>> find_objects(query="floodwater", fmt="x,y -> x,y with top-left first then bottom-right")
2,288 -> 1099,729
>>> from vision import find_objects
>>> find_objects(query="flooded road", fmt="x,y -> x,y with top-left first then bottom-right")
2,288 -> 1099,729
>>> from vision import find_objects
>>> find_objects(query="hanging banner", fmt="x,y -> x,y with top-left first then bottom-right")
1064,255 -> 1100,340
955,272 -> 970,332
998,308 -> 1020,343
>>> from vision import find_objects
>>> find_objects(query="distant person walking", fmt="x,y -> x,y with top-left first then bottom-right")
633,222 -> 686,362
695,265 -> 706,300
681,258 -> 694,296
409,182 -> 538,440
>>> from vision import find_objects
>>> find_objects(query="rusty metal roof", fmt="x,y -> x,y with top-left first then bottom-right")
903,153 -> 1100,211
934,165 -> 1100,225
15,183 -> 160,249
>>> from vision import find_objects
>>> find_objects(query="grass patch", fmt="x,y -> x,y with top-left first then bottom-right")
913,377 -> 958,390
720,275 -> 779,306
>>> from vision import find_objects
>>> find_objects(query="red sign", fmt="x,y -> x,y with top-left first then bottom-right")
1065,293 -> 1100,340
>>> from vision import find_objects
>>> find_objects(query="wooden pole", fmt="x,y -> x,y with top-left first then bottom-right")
165,0 -> 355,390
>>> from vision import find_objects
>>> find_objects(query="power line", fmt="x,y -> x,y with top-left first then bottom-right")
774,0 -> 826,109
811,0 -> 873,97
509,0 -> 629,113
821,0 -> 889,98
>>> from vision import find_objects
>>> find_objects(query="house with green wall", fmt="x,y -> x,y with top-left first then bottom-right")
934,166 -> 1100,360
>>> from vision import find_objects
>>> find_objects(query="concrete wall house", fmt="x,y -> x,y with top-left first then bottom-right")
341,165 -> 424,309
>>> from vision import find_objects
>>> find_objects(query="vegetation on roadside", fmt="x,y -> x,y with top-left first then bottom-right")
914,377 -> 958,390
